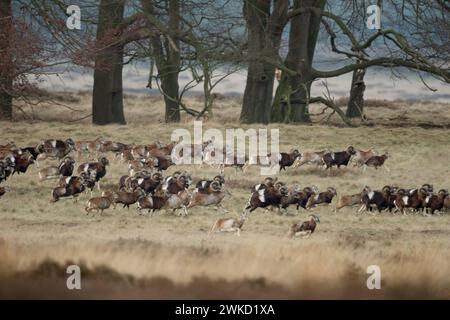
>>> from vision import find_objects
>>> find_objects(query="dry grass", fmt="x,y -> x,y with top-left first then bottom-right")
0,92 -> 450,299
12,90 -> 450,127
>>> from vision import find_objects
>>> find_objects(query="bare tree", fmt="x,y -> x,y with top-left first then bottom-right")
141,0 -> 243,120
266,1 -> 450,124
0,0 -> 57,121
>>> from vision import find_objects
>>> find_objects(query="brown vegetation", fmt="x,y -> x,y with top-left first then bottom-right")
0,93 -> 449,298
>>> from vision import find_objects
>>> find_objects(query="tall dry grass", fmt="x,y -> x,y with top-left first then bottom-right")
0,92 -> 449,298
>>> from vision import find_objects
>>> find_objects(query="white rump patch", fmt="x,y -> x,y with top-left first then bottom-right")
137,178 -> 144,185
51,140 -> 57,148
162,177 -> 173,190
368,191 -> 375,200
201,181 -> 207,188
402,196 -> 409,205
258,189 -> 265,202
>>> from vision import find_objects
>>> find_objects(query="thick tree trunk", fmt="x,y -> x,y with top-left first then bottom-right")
146,0 -> 181,122
92,0 -> 126,125
151,37 -> 181,122
163,0 -> 180,122
240,0 -> 287,124
161,71 -> 180,122
0,86 -> 12,121
346,67 -> 366,118
271,0 -> 325,123
241,63 -> 276,124
0,0 -> 13,121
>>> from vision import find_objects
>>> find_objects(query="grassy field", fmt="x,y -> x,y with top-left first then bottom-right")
0,93 -> 450,299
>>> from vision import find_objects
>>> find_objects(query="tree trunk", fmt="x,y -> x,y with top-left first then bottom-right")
240,0 -> 287,124
145,0 -> 181,122
0,0 -> 13,121
151,34 -> 181,122
271,0 -> 325,123
241,63 -> 276,124
161,71 -> 180,122
163,0 -> 180,122
346,67 -> 366,118
92,0 -> 126,125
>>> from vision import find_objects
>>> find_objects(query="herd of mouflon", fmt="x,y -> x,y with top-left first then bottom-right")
0,139 -> 448,239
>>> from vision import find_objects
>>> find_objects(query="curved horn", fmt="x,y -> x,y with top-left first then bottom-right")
172,171 -> 181,179
303,186 -> 312,194
152,172 -> 162,181
274,181 -> 285,190
210,181 -> 222,192
279,185 -> 289,196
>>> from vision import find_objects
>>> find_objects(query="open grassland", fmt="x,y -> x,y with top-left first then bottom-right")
0,93 -> 450,299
